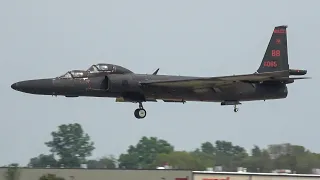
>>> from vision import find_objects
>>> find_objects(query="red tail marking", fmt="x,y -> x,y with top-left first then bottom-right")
264,61 -> 278,67
271,50 -> 281,57
274,29 -> 286,34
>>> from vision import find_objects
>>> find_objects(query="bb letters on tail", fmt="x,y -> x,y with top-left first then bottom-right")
257,25 -> 289,74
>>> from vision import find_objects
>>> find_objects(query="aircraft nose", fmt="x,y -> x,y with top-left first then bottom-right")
11,79 -> 53,94
11,83 -> 18,90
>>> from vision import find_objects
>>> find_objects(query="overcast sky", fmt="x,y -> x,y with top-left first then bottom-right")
0,0 -> 319,166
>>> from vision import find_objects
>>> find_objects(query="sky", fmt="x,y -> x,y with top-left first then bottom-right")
0,0 -> 319,166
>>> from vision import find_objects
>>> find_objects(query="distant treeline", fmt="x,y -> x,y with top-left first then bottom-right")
4,123 -> 320,174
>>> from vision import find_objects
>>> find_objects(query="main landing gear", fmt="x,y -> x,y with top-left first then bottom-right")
134,102 -> 147,119
221,101 -> 241,113
234,105 -> 239,112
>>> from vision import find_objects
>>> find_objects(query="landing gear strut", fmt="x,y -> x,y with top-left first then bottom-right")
134,102 -> 147,119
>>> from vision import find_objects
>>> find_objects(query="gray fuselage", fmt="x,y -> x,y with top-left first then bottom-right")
11,73 -> 288,103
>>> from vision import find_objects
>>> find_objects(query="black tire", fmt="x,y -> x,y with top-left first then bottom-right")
134,109 -> 140,118
134,108 -> 146,119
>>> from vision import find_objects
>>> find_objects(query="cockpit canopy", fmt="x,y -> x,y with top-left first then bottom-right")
58,63 -> 133,79
58,70 -> 88,79
87,63 -> 133,74
87,63 -> 113,73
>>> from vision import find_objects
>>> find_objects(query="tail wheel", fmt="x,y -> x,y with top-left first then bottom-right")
134,108 -> 146,119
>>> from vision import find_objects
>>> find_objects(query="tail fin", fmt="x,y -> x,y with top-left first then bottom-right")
257,25 -> 289,73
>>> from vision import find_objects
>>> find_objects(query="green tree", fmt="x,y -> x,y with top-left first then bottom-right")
260,149 -> 273,172
190,148 -> 215,169
28,154 -> 58,168
291,145 -> 306,155
201,142 -> 215,155
214,140 -> 248,171
295,152 -> 320,173
190,142 -> 216,169
87,156 -> 117,168
45,123 -> 95,168
4,164 -> 20,180
118,136 -> 174,169
243,147 -> 272,172
267,143 -> 291,159
39,174 -> 65,180
267,144 -> 320,173
251,145 -> 262,157
117,137 -> 320,172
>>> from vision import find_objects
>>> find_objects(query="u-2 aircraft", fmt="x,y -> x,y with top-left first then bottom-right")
11,25 -> 310,119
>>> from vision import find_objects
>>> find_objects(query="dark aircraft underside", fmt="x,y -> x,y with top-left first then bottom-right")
51,74 -> 289,115
60,81 -> 289,102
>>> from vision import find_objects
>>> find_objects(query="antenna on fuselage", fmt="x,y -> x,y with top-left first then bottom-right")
152,68 -> 160,75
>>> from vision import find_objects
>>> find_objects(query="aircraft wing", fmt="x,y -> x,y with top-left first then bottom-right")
140,70 -> 302,88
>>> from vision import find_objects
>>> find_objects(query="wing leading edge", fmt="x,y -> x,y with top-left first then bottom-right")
140,70 -> 309,89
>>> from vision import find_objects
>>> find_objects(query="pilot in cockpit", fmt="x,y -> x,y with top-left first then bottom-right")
58,63 -> 133,79
86,63 -> 133,74
87,64 -> 114,73
87,65 -> 98,73
58,70 -> 87,79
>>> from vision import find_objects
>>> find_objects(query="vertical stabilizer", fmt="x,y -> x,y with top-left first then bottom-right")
257,26 -> 289,73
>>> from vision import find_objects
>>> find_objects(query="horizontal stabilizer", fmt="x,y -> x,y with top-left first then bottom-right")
286,77 -> 311,80
242,76 -> 311,83
263,76 -> 311,81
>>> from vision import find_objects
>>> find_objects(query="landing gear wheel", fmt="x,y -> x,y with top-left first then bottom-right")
134,102 -> 147,119
134,108 -> 146,119
233,105 -> 239,112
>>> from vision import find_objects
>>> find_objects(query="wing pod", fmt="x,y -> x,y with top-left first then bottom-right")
289,69 -> 307,76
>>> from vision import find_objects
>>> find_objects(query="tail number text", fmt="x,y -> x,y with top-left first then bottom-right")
271,50 -> 280,57
264,61 -> 278,67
